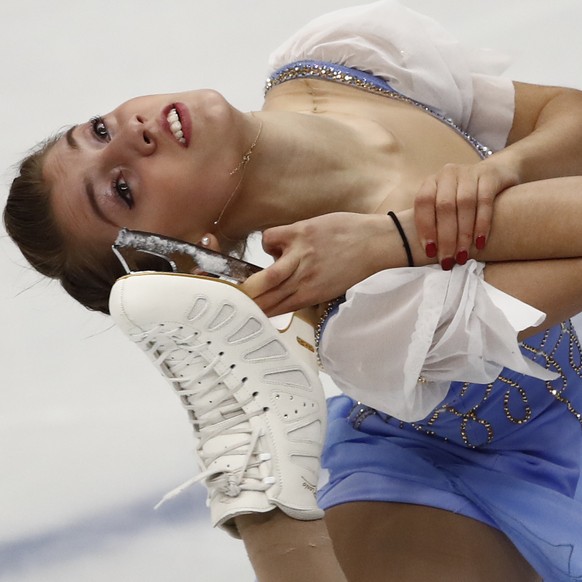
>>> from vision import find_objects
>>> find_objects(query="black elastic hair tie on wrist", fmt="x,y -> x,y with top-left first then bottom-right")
387,211 -> 414,267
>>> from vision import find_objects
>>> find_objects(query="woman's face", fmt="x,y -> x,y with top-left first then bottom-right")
44,90 -> 244,250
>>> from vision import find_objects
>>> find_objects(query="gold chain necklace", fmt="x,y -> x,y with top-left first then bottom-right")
213,116 -> 263,230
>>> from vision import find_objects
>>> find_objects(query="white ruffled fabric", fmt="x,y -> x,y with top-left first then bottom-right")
319,261 -> 559,423
268,0 -> 515,151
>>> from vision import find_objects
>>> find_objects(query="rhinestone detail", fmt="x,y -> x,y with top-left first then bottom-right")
265,60 -> 493,159
347,321 -> 582,448
314,297 -> 344,369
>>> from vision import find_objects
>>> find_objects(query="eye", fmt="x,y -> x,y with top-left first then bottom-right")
114,175 -> 134,209
90,116 -> 109,141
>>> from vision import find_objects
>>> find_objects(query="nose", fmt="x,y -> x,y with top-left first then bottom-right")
112,115 -> 157,158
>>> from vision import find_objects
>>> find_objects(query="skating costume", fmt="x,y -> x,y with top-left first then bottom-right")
266,2 -> 582,580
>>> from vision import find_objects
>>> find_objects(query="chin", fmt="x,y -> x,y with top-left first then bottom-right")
186,89 -> 237,124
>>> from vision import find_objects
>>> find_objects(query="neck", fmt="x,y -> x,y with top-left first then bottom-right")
216,110 -> 396,240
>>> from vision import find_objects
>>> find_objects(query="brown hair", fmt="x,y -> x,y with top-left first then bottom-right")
4,134 -> 131,315
4,134 -> 247,316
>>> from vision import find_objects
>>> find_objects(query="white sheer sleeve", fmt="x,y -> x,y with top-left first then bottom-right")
318,261 -> 558,422
268,0 -> 515,151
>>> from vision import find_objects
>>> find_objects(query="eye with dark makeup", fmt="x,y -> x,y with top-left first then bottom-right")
90,116 -> 109,141
114,174 -> 134,209
89,116 -> 134,209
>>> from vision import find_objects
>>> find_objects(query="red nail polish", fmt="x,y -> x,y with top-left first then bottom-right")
476,235 -> 486,251
456,250 -> 468,265
425,242 -> 437,258
441,257 -> 454,271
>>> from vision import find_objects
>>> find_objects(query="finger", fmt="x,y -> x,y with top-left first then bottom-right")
261,239 -> 282,260
241,253 -> 298,299
261,290 -> 303,317
261,282 -> 326,317
254,264 -> 333,315
433,168 -> 459,269
454,176 -> 478,265
414,177 -> 438,258
240,271 -> 271,300
261,225 -> 295,257
473,177 -> 497,251
254,286 -> 299,316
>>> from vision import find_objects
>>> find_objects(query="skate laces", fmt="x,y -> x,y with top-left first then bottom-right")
130,324 -> 276,508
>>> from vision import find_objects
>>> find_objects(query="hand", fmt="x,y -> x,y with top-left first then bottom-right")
242,213 -> 389,316
414,161 -> 519,269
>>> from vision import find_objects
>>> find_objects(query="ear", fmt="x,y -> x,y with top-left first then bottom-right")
199,233 -> 222,253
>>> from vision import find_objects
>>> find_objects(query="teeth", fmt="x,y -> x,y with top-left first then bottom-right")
167,108 -> 186,144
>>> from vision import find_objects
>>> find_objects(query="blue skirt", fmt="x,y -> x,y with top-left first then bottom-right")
318,320 -> 582,581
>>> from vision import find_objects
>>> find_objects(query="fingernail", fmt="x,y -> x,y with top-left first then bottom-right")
456,250 -> 468,265
441,257 -> 455,271
475,235 -> 486,251
425,241 -> 437,258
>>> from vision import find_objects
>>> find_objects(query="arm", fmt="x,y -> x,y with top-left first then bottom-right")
243,175 -> 582,316
414,82 -> 582,263
504,81 -> 582,179
485,258 -> 582,339
408,179 -> 582,337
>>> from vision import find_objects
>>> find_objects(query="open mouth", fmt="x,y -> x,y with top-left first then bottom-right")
167,107 -> 186,144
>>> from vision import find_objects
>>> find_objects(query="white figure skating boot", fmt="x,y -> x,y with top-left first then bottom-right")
109,271 -> 326,537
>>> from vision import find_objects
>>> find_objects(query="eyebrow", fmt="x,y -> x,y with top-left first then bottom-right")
84,179 -> 117,228
63,124 -> 118,228
65,125 -> 79,150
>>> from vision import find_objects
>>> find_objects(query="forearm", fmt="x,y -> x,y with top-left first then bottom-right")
381,212 -> 582,335
485,258 -> 582,338
246,176 -> 582,316
387,176 -> 582,268
475,176 -> 582,262
391,181 -> 582,331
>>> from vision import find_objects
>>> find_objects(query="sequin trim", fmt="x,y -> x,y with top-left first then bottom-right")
348,322 -> 582,448
414,382 -> 496,448
521,322 -> 582,424
314,296 -> 344,369
348,402 -> 378,430
265,60 -> 493,159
